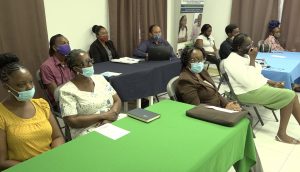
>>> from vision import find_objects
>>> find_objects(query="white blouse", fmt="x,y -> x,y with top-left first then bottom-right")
223,52 -> 268,95
196,34 -> 215,52
59,75 -> 116,138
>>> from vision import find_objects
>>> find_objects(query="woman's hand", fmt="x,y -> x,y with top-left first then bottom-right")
225,101 -> 242,111
273,82 -> 285,88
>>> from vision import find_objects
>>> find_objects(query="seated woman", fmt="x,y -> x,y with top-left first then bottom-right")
264,20 -> 285,51
89,25 -> 119,63
178,15 -> 188,43
59,49 -> 122,138
194,24 -> 220,70
176,46 -> 241,111
224,33 -> 300,144
0,53 -> 64,170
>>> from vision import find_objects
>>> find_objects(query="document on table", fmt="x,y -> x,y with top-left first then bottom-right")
100,71 -> 122,77
111,57 -> 144,64
271,55 -> 286,58
93,123 -> 129,140
205,105 -> 238,113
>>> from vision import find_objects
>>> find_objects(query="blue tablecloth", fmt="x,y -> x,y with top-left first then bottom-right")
257,52 -> 300,89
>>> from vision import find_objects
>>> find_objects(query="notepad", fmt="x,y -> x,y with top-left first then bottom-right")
93,123 -> 129,140
127,108 -> 160,123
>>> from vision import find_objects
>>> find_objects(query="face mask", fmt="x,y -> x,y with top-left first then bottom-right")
7,85 -> 35,102
56,44 -> 71,56
81,66 -> 94,78
153,33 -> 161,41
99,35 -> 109,42
190,62 -> 204,73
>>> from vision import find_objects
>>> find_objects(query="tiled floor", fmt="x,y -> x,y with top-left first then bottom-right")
208,67 -> 300,172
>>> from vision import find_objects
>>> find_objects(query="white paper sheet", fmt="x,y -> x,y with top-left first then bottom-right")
111,57 -> 144,64
93,123 -> 129,140
205,105 -> 238,113
117,113 -> 128,120
100,71 -> 122,77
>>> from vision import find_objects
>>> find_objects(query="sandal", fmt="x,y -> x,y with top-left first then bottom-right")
275,135 -> 300,144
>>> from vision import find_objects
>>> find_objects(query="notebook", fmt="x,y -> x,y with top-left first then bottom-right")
127,108 -> 160,123
147,46 -> 171,61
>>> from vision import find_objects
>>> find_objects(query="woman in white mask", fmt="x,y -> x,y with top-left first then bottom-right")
176,46 -> 241,111
58,49 -> 121,139
0,53 -> 64,170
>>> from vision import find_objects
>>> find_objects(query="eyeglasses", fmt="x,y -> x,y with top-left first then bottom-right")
189,58 -> 205,63
76,58 -> 94,68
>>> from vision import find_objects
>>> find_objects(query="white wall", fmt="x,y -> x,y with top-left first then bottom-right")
201,0 -> 232,47
44,0 -> 109,51
44,0 -> 231,52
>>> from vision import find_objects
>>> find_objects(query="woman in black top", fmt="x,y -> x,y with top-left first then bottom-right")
89,25 -> 119,63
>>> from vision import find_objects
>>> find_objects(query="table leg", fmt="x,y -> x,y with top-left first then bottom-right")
148,96 -> 154,105
123,102 -> 128,112
137,99 -> 141,108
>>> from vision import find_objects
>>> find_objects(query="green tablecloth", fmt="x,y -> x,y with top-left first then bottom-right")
6,100 -> 256,172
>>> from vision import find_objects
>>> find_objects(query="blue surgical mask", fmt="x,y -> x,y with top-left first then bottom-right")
56,44 -> 71,56
153,33 -> 161,41
7,85 -> 35,101
190,62 -> 204,73
81,66 -> 94,78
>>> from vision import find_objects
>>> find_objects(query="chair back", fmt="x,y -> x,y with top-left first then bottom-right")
258,40 -> 271,52
219,61 -> 241,104
167,76 -> 179,101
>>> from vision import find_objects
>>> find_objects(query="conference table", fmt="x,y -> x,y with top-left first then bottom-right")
6,100 -> 257,172
258,51 -> 300,89
93,58 -> 181,110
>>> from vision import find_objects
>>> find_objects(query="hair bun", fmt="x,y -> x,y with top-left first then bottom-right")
0,53 -> 19,69
92,25 -> 99,33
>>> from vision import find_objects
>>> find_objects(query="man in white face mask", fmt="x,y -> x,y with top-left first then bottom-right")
219,24 -> 240,60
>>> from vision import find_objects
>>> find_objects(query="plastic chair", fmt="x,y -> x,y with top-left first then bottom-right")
166,76 -> 179,101
219,61 -> 278,127
36,69 -> 72,141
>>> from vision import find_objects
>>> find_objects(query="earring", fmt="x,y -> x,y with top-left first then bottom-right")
7,90 -> 11,93
76,71 -> 80,75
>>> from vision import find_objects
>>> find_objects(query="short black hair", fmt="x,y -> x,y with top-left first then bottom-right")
225,24 -> 238,34
148,24 -> 159,33
49,34 -> 64,56
232,33 -> 249,52
200,24 -> 212,35
180,46 -> 206,68
0,53 -> 25,83
66,49 -> 87,71
92,25 -> 105,35
268,20 -> 280,32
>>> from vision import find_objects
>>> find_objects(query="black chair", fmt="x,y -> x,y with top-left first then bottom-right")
36,69 -> 72,141
219,61 -> 279,127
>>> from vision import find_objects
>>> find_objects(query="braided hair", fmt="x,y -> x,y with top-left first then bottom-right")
0,53 -> 25,83
180,46 -> 206,69
49,34 -> 63,56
